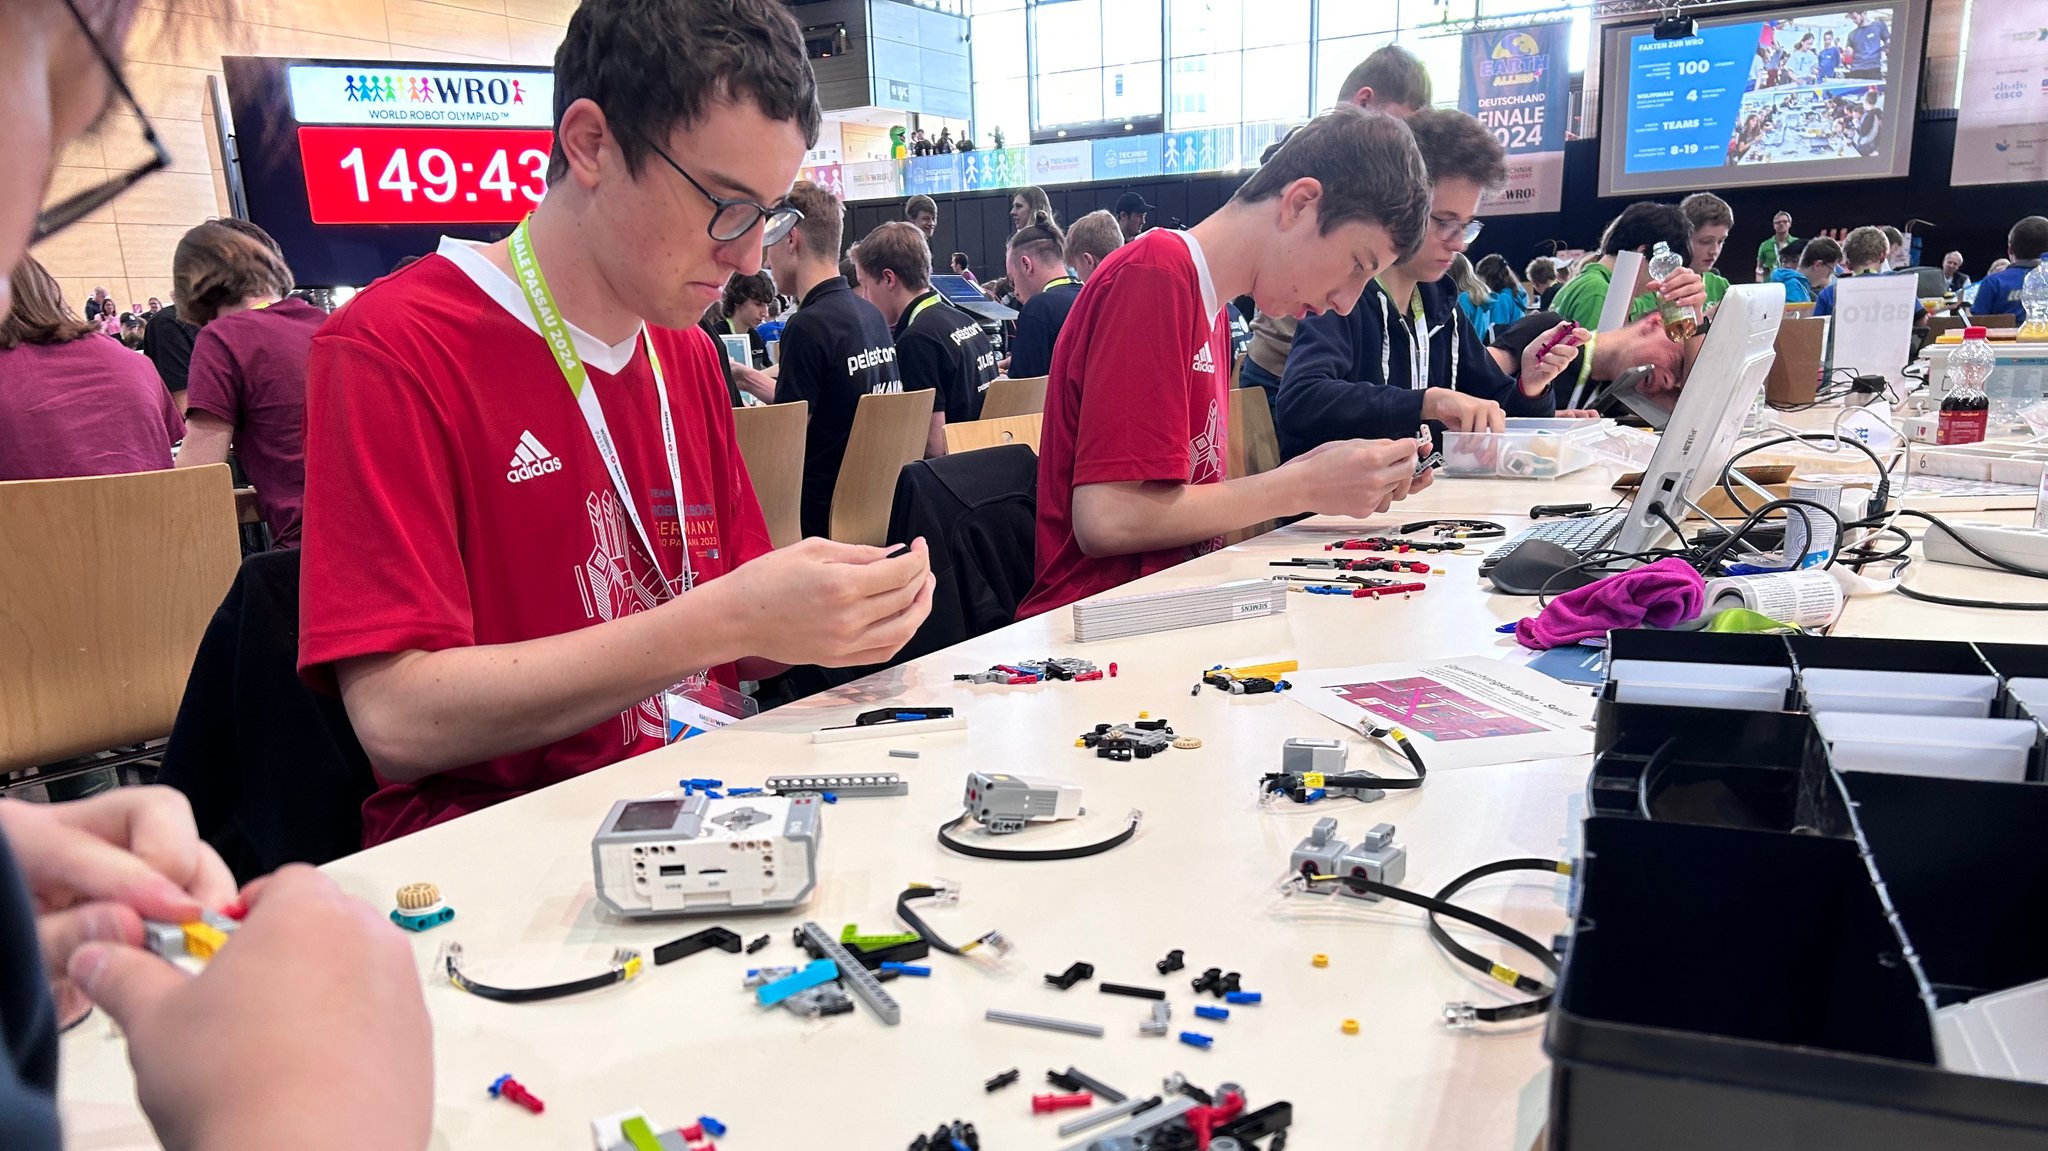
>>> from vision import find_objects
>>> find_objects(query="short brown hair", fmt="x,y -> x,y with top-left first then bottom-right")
785,178 -> 844,257
721,270 -> 774,314
1798,237 -> 1842,269
1680,191 -> 1733,231
1403,107 -> 1506,190
1525,257 -> 1557,286
0,255 -> 95,348
1064,210 -> 1124,269
1843,226 -> 1890,270
905,194 -> 936,221
853,221 -> 932,291
1336,44 -> 1432,110
547,0 -> 821,183
1231,103 -> 1431,259
1007,211 -> 1064,262
173,220 -> 295,327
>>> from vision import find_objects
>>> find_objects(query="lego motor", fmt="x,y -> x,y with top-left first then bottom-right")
939,773 -> 1142,862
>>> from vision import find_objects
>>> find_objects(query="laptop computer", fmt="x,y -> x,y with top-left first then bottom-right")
929,273 -> 1017,323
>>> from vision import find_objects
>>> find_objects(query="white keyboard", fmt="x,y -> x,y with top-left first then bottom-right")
1480,510 -> 1628,572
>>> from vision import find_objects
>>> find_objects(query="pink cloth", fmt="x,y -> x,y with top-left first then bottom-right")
1515,556 -> 1705,650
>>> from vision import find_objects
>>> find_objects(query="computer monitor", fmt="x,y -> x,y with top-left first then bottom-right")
930,274 -> 1018,322
1610,282 -> 1787,555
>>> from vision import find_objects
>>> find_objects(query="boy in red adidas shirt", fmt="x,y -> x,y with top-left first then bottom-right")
300,0 -> 933,845
1020,105 -> 1439,618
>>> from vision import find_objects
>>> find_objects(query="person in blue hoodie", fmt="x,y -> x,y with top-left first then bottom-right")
1276,108 -> 1578,458
1768,238 -> 1817,304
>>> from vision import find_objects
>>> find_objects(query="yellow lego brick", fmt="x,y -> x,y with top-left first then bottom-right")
1227,660 -> 1299,680
183,921 -> 229,960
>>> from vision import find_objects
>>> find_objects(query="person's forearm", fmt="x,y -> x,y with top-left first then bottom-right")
736,364 -> 777,403
1072,472 -> 1296,558
926,413 -> 947,459
175,421 -> 231,467
337,587 -> 749,782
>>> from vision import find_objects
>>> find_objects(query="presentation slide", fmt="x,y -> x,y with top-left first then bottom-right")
1599,2 -> 1924,197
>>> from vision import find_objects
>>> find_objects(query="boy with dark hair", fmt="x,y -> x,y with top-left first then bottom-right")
1335,43 -> 1434,114
1799,236 -> 1843,294
772,179 -> 906,537
1240,46 -> 1432,414
1547,201 -> 1702,333
1969,215 -> 2048,319
1276,108 -> 1573,455
300,0 -> 934,847
1768,238 -> 1816,304
1019,103 -> 1437,619
1004,212 -> 1080,378
1525,256 -> 1558,306
1677,191 -> 1733,306
855,221 -> 999,457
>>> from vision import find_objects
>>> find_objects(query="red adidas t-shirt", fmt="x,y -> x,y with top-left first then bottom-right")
1017,229 -> 1232,619
299,241 -> 771,846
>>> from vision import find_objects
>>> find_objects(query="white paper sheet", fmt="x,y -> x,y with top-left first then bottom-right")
1286,656 -> 1597,770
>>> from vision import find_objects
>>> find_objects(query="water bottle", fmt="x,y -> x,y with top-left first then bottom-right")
2020,264 -> 2048,340
1645,242 -> 1699,340
1939,326 -> 1993,445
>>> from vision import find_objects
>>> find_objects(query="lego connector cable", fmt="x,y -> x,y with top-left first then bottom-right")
1281,858 -> 1566,1026
895,883 -> 1013,959
937,808 -> 1143,861
440,942 -> 644,1003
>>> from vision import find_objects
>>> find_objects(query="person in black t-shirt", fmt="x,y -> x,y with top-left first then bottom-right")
770,179 -> 904,537
1003,211 -> 1081,379
855,221 -> 998,457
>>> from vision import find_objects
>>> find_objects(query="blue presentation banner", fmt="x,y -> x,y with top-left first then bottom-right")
1621,23 -> 1760,173
1459,20 -> 1570,214
903,154 -> 961,195
958,147 -> 1027,191
1161,127 -> 1236,175
1092,134 -> 1165,179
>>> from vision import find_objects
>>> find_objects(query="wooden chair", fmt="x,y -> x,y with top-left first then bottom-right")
829,389 -> 937,546
979,375 -> 1047,419
732,400 -> 808,550
943,413 -> 1042,456
1975,312 -> 2018,330
0,465 -> 240,782
1223,387 -> 1283,545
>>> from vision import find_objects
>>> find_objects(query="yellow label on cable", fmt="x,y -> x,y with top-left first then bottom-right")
1490,963 -> 1521,986
1302,772 -> 1326,788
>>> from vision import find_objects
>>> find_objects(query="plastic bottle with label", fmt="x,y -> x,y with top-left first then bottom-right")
1645,242 -> 1700,341
1938,326 -> 1993,445
2020,264 -> 2048,341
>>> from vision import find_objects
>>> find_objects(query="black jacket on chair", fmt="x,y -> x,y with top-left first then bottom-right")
159,549 -> 375,883
887,443 -> 1039,662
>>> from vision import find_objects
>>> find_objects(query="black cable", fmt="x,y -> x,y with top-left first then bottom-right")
1852,508 -> 2048,610
937,809 -> 1142,861
1264,726 -> 1427,801
1693,498 -> 1846,572
895,884 -> 1009,958
1296,860 -> 1566,1024
1716,433 -> 1889,520
443,944 -> 642,1003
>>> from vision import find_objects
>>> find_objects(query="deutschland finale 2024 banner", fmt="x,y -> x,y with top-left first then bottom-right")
1459,21 -> 1570,215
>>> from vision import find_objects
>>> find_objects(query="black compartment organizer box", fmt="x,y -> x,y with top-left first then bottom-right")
1547,630 -> 2048,1151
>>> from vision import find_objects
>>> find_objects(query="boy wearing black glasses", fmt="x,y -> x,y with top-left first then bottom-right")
298,0 -> 933,847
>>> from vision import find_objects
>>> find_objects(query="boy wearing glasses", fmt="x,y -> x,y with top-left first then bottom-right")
1276,108 -> 1576,454
1018,104 -> 1440,619
299,0 -> 934,846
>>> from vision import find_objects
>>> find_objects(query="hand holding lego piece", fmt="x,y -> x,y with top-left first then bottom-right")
67,864 -> 433,1151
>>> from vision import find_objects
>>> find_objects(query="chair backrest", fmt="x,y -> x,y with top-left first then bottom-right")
943,413 -> 1042,456
1784,300 -> 1816,318
1975,311 -> 2018,330
732,400 -> 808,550
830,388 -> 937,545
0,465 -> 240,770
1226,386 -> 1281,480
979,375 -> 1047,419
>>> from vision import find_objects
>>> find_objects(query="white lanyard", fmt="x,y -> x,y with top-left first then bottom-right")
508,218 -> 692,599
1377,286 -> 1453,391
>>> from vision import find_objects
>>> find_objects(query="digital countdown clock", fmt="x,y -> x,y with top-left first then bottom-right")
223,56 -> 559,284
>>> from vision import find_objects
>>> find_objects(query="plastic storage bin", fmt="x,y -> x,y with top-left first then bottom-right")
1440,418 -> 1605,479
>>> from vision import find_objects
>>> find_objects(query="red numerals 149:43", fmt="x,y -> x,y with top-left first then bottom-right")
299,126 -> 556,225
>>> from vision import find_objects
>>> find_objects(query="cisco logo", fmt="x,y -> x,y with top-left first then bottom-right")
1995,80 -> 2026,101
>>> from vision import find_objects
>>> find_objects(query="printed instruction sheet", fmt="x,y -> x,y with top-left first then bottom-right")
1287,656 -> 1597,769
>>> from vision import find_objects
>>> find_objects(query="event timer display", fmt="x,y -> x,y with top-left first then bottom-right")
298,126 -> 554,225
222,56 -> 556,284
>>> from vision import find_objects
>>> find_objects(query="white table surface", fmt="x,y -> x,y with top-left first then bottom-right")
57,461 -> 2042,1151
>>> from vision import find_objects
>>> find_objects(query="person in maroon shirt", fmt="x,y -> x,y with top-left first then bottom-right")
171,219 -> 320,547
0,254 -> 182,481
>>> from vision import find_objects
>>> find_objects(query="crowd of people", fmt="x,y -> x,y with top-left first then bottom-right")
0,2 -> 2041,1146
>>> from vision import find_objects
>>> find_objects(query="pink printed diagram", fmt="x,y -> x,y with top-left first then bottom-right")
1327,677 -> 1545,742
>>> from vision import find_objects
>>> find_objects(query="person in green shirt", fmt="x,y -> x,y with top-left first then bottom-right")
1756,210 -> 1797,280
1549,201 -> 1704,333
1631,191 -> 1731,319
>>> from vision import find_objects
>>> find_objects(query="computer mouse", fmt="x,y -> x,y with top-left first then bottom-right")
1488,539 -> 1600,596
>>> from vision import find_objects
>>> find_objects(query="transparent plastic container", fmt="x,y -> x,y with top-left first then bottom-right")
2020,264 -> 2048,341
1441,417 -> 1605,479
1646,241 -> 1701,341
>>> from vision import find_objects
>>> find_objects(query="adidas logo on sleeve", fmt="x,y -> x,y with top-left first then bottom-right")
1191,344 -> 1217,375
507,430 -> 564,483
